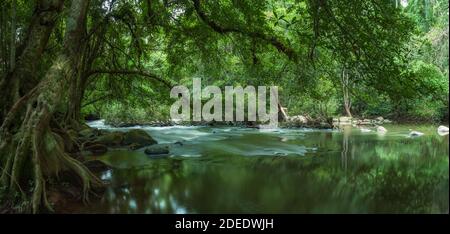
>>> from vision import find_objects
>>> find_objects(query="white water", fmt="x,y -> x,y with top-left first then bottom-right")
86,120 -> 333,157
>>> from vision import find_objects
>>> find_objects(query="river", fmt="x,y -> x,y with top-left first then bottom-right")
72,120 -> 448,213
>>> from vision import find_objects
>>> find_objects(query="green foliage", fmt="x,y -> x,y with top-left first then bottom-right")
1,0 -> 448,124
287,76 -> 339,119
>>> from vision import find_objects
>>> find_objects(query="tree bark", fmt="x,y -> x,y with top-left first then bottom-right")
10,0 -> 16,72
341,68 -> 352,118
1,6 -> 7,72
0,0 -> 65,123
0,0 -> 103,213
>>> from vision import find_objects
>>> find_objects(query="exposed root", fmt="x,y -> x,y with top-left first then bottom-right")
0,98 -> 104,213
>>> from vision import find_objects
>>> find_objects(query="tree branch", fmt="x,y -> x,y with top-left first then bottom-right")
191,0 -> 296,60
86,69 -> 174,88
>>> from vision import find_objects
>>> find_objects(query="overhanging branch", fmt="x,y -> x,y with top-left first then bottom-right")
87,69 -> 174,88
192,0 -> 296,60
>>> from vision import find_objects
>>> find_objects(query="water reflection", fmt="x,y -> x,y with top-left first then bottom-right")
78,124 -> 448,214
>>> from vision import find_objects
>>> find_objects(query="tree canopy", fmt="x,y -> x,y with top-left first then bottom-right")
0,0 -> 448,213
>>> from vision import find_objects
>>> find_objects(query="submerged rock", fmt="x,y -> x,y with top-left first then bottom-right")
144,145 -> 170,155
123,129 -> 157,149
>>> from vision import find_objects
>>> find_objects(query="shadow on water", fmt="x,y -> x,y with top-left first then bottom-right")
76,124 -> 449,213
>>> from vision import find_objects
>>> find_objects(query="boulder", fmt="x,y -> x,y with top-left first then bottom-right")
375,116 -> 384,122
79,128 -> 97,139
144,145 -> 170,155
122,129 -> 157,148
96,131 -> 125,146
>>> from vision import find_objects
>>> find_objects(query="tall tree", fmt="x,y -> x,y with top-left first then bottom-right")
0,0 -> 102,213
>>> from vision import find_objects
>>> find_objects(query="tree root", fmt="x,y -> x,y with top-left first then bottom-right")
0,100 -> 104,213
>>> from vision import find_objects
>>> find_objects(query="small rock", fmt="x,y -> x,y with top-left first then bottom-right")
438,125 -> 449,135
409,131 -> 424,137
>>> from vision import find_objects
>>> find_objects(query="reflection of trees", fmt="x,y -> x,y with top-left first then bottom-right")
340,126 -> 352,173
86,132 -> 448,213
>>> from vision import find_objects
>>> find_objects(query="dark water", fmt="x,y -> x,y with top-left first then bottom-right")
78,121 -> 449,213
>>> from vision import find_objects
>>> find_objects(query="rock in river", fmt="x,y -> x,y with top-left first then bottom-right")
145,145 -> 170,155
95,131 -> 125,147
409,131 -> 424,137
123,129 -> 157,149
438,125 -> 449,136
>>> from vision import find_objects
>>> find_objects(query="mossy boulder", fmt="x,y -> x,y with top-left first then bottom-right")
95,131 -> 125,146
122,129 -> 157,149
79,128 -> 97,140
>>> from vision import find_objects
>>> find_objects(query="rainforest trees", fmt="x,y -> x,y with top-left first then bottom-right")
0,0 -> 446,213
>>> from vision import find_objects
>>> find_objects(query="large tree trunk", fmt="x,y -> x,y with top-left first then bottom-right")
65,13 -> 107,124
66,74 -> 88,123
0,0 -> 64,123
0,0 -> 102,213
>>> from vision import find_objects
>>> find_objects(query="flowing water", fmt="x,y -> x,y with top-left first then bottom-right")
76,120 -> 448,213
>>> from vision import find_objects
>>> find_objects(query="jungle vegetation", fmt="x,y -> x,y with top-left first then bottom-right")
0,0 -> 448,213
